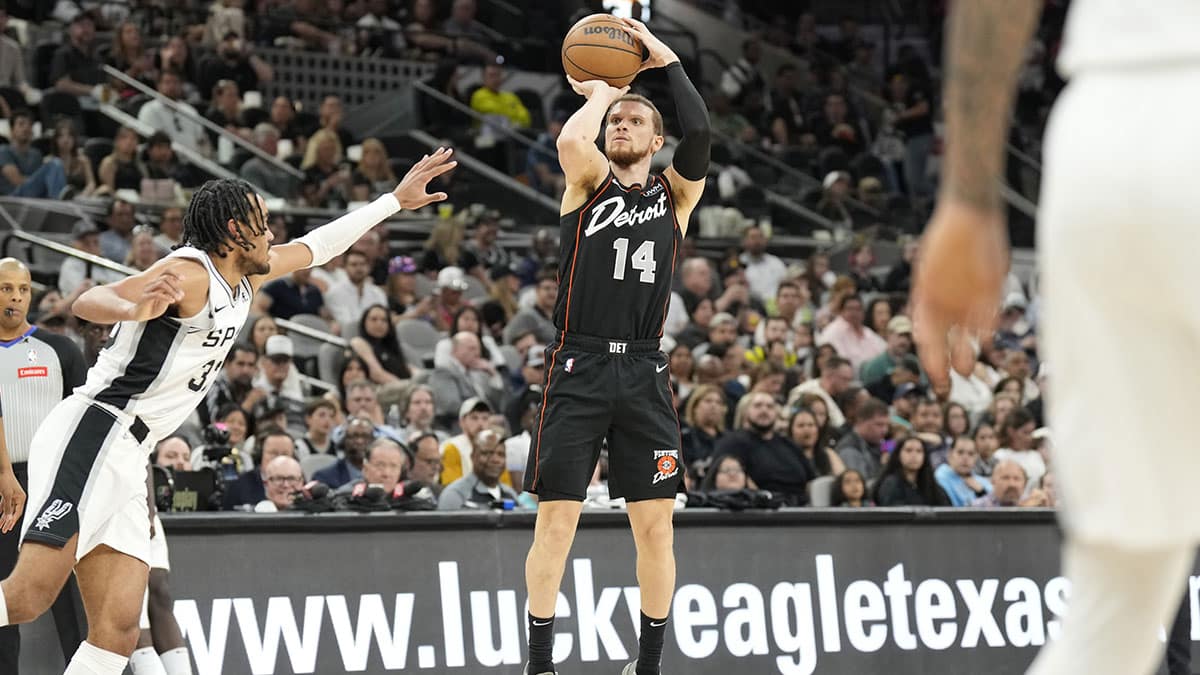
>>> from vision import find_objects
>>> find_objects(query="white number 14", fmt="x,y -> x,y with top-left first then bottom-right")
611,238 -> 657,284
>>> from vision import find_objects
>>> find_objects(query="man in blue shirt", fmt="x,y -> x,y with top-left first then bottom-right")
935,436 -> 992,507
0,109 -> 66,198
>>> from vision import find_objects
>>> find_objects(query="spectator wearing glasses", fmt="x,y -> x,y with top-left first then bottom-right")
255,455 -> 305,512
697,454 -> 757,492
715,392 -> 814,506
223,427 -> 297,510
334,438 -> 409,495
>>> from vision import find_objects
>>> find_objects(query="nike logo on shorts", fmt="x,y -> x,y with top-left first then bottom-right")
655,363 -> 668,373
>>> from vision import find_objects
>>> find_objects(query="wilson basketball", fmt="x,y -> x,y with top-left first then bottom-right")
561,14 -> 645,87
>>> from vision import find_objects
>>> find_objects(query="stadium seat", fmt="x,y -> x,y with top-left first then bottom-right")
83,137 -> 113,171
317,342 -> 347,384
301,453 -> 336,477
39,91 -> 83,129
462,274 -> 488,302
33,42 -> 57,90
395,318 -> 441,368
286,313 -> 332,365
0,86 -> 25,113
807,475 -> 835,507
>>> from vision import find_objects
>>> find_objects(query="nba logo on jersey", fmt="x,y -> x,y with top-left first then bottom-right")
25,348 -> 37,363
564,358 -> 575,373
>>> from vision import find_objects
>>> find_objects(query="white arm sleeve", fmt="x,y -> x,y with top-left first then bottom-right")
294,194 -> 401,268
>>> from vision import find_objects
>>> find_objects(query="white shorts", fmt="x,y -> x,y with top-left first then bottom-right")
1040,65 -> 1200,549
20,395 -> 153,566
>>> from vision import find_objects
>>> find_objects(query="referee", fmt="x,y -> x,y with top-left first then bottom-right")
0,258 -> 88,671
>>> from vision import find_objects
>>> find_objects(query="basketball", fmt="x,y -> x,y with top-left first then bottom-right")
561,14 -> 644,88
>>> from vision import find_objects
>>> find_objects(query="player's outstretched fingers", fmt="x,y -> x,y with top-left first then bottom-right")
0,489 -> 24,534
912,302 -> 952,393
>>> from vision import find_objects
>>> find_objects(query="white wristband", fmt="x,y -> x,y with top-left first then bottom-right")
295,194 -> 401,268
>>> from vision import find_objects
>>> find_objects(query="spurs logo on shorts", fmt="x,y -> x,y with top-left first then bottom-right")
651,450 -> 680,485
34,499 -> 73,531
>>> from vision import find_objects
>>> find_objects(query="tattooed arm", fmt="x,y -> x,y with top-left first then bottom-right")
940,0 -> 1042,210
911,0 -> 1043,393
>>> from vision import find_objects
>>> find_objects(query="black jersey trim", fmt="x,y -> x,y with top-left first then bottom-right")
22,404 -> 116,548
91,315 -> 182,411
197,252 -> 235,305
562,176 -> 615,333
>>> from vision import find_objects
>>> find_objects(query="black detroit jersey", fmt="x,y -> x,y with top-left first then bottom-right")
553,172 -> 682,340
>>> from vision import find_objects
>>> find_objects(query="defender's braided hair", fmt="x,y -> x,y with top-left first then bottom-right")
181,178 -> 266,257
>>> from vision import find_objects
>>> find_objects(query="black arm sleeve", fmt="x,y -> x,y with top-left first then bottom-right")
666,62 -> 711,182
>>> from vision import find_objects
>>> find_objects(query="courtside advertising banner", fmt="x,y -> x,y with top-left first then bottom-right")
22,510 -> 1196,674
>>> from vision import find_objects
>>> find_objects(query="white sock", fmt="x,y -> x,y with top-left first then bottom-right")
63,641 -> 129,675
159,647 -> 194,675
0,583 -> 8,626
128,647 -> 167,675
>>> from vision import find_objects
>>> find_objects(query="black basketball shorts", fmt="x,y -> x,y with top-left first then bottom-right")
524,332 -> 683,502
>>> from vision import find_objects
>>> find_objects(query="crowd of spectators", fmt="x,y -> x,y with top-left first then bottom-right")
1,2 -> 1059,514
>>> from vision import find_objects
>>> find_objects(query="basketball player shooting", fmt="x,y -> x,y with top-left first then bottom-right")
0,148 -> 454,674
913,2 -> 1199,674
523,18 -> 708,675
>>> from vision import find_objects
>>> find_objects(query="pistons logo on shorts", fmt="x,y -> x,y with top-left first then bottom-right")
651,449 -> 680,485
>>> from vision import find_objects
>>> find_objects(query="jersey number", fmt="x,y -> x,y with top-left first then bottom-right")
611,238 -> 657,284
187,360 -> 218,392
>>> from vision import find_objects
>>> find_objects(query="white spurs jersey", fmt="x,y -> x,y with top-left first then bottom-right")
77,247 -> 252,443
1058,0 -> 1200,76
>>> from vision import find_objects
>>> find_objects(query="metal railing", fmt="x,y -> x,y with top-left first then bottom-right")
97,104 -> 251,192
101,64 -> 305,181
0,228 -> 345,376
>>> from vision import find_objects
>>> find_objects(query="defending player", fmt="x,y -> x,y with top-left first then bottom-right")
913,2 -> 1200,674
523,19 -> 708,675
0,149 -> 454,674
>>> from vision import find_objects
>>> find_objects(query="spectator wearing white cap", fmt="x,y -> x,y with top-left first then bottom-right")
814,171 -> 853,228
250,335 -> 309,433
502,266 -> 557,345
439,398 -> 513,488
324,248 -> 388,328
859,315 -> 916,387
431,266 -> 471,332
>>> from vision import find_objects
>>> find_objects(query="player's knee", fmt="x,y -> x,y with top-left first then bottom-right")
3,576 -> 61,623
89,613 -> 142,656
630,516 -> 673,551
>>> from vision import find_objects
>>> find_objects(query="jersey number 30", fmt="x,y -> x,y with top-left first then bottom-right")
612,238 -> 656,284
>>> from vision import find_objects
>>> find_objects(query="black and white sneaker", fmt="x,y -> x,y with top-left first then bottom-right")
524,665 -> 556,675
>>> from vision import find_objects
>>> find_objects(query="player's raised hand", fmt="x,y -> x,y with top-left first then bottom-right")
0,467 -> 25,534
620,18 -> 679,71
130,269 -> 184,322
392,146 -> 457,210
567,76 -> 628,102
912,199 -> 1009,393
